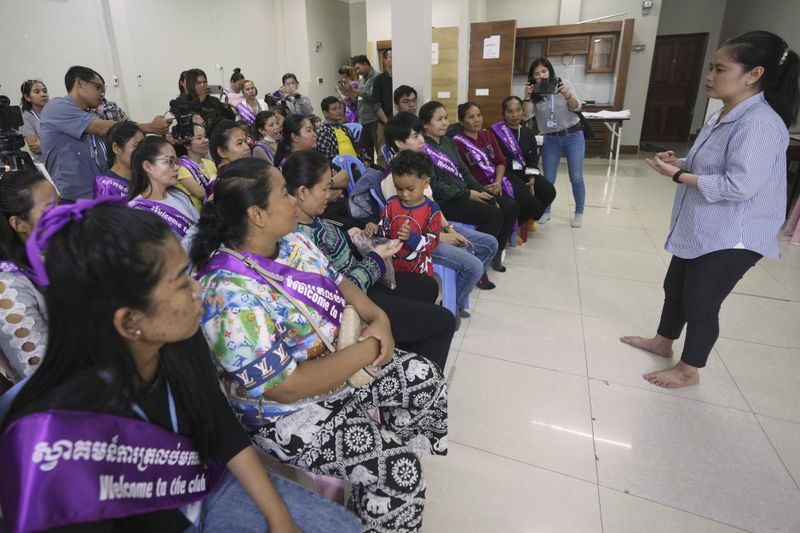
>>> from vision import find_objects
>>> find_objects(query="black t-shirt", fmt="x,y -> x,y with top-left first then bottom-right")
11,366 -> 250,532
372,72 -> 393,121
491,124 -> 540,182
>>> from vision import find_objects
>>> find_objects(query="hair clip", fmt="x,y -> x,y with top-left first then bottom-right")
779,48 -> 789,66
25,196 -> 126,286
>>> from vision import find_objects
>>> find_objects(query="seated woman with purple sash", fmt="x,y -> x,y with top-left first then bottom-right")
0,170 -> 57,384
93,121 -> 144,199
235,81 -> 265,126
0,200 -> 361,533
191,159 -> 448,533
209,120 -> 252,171
455,101 -> 551,227
419,101 -> 517,272
490,96 -> 556,223
128,137 -> 199,250
251,111 -> 280,164
176,123 -> 217,212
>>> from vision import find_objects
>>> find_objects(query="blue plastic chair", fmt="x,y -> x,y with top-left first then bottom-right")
380,144 -> 393,164
433,263 -> 457,317
344,122 -> 363,142
332,154 -> 366,194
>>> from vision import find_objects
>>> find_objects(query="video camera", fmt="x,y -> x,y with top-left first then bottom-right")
0,95 -> 34,175
530,77 -> 562,95
168,98 -> 202,141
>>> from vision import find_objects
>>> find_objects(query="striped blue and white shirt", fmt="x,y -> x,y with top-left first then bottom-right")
665,92 -> 788,260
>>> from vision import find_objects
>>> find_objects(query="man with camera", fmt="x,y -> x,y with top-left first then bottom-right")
40,66 -> 169,202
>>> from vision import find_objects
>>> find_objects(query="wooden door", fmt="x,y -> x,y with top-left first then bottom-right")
432,27 -> 459,121
641,33 -> 708,142
468,20 -> 516,125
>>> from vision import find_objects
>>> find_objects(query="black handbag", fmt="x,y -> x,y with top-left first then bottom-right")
574,111 -> 596,140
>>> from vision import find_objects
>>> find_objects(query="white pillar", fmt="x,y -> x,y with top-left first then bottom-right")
559,0 -> 581,24
391,0 -> 432,104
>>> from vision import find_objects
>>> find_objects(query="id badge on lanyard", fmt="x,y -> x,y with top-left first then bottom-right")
546,96 -> 557,129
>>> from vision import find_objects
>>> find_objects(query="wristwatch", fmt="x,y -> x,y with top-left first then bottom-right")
672,169 -> 685,184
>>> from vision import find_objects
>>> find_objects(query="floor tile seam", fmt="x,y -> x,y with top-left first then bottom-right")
716,335 -> 799,351
465,296 -> 584,316
595,484 -> 753,532
574,243 -> 663,256
447,439 -> 600,486
586,377 -> 755,414
750,412 -> 800,493
577,271 -> 663,287
753,412 -> 800,426
457,350 -> 589,380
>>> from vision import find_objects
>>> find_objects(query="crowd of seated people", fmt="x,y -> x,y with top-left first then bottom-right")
1,51 -> 559,533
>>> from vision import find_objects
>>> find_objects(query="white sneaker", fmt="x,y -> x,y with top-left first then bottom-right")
571,214 -> 583,228
539,212 -> 552,224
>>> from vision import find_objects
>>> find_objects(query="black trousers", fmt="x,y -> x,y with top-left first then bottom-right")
439,195 -> 519,253
507,174 -> 557,222
657,249 -> 761,368
368,272 -> 456,371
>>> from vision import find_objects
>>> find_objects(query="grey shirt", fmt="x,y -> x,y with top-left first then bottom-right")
40,96 -> 107,201
530,79 -> 581,134
282,95 -> 314,117
357,68 -> 378,125
0,271 -> 47,383
20,110 -> 43,163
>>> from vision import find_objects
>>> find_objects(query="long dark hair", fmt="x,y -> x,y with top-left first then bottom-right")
20,80 -> 46,112
528,58 -> 557,103
105,121 -> 143,168
4,205 -> 224,459
283,150 -> 329,195
190,159 -> 274,269
183,68 -> 208,100
209,120 -> 240,165
128,136 -> 171,200
723,31 -> 800,127
274,114 -> 308,164
0,169 -> 48,268
418,101 -> 445,126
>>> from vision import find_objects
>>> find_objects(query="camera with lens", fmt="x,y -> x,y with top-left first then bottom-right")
0,95 -> 34,175
530,77 -> 561,95
169,98 -> 201,140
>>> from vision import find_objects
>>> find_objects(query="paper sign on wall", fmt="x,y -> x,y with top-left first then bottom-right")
437,91 -> 450,99
475,88 -> 489,96
483,35 -> 500,59
432,43 -> 439,65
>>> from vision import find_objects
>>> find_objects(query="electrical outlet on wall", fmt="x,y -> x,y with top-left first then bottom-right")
317,77 -> 324,84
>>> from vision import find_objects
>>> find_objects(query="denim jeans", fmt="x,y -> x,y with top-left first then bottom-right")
542,130 -> 585,214
192,471 -> 361,532
432,223 -> 497,308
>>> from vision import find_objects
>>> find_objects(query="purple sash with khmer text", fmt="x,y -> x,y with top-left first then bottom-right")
93,175 -> 130,200
178,157 -> 214,196
198,250 -> 346,327
0,410 -> 225,532
236,101 -> 257,125
452,133 -> 515,198
128,199 -> 195,238
423,144 -> 464,182
490,121 -> 527,168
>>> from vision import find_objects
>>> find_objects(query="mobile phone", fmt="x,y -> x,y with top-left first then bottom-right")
337,80 -> 346,87
207,84 -> 223,94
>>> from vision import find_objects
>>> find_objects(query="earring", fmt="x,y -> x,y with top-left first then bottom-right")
133,329 -> 142,337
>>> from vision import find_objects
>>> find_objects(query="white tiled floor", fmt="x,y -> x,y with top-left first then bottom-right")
423,156 -> 800,532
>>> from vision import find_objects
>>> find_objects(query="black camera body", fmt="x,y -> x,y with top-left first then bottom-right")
169,98 -> 201,140
530,77 -> 561,95
0,95 -> 34,174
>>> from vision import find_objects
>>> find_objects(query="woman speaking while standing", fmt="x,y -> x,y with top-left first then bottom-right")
621,31 -> 799,389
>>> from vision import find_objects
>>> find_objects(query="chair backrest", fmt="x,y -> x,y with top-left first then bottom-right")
332,154 -> 367,194
380,144 -> 393,164
343,122 -> 363,142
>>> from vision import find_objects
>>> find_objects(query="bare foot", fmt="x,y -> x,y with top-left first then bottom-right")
619,335 -> 674,358
643,362 -> 700,389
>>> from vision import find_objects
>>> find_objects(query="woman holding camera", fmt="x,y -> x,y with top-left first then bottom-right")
524,58 -> 585,228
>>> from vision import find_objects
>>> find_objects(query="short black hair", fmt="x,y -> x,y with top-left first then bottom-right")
351,55 -> 370,67
390,149 -> 432,179
282,73 -> 298,85
393,85 -> 417,105
320,96 -> 340,112
64,65 -> 101,92
385,112 -> 424,150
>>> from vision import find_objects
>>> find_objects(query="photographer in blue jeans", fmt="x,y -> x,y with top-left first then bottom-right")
523,58 -> 586,228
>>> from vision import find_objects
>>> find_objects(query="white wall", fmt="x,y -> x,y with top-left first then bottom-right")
0,0 -> 117,106
483,0 -> 561,27
580,0 -> 662,146
306,0 -> 353,111
658,0 -> 727,134
349,1 -> 368,55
